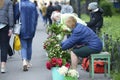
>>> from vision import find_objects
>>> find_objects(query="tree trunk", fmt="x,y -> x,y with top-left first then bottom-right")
70,0 -> 77,13
70,0 -> 81,17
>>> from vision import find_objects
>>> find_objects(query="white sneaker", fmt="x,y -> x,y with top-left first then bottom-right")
1,67 -> 6,73
27,62 -> 32,68
23,60 -> 28,71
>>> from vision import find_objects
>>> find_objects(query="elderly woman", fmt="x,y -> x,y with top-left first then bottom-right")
51,11 -> 87,31
60,16 -> 103,69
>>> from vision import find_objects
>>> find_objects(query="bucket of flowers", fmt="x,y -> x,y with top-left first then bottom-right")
58,66 -> 79,80
44,23 -> 72,80
46,57 -> 70,80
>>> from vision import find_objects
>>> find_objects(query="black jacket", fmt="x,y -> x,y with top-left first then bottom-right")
46,5 -> 55,17
87,8 -> 103,33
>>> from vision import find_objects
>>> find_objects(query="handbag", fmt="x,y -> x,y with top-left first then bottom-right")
13,35 -> 21,51
13,20 -> 21,35
13,2 -> 21,35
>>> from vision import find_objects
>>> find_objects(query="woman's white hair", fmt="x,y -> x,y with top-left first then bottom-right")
51,11 -> 61,21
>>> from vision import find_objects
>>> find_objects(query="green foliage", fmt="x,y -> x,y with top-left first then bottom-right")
47,23 -> 63,35
101,15 -> 120,40
100,1 -> 113,17
44,23 -> 71,62
112,73 -> 120,80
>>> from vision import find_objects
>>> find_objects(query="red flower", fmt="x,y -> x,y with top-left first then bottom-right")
46,61 -> 52,70
43,45 -> 46,49
46,58 -> 71,70
65,63 -> 71,68
57,58 -> 62,67
51,58 -> 57,67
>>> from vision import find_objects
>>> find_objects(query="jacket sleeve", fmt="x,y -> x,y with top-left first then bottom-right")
61,30 -> 81,50
86,13 -> 100,28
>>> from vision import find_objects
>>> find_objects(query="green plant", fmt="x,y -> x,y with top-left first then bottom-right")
112,73 -> 120,80
47,23 -> 63,35
100,1 -> 113,17
44,23 -> 71,62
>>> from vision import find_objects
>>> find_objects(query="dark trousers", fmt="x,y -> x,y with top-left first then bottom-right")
0,26 -> 9,62
43,16 -> 47,24
48,16 -> 52,25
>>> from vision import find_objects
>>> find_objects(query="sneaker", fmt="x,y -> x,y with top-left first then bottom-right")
23,60 -> 28,71
1,67 -> 6,73
23,65 -> 28,71
27,63 -> 32,68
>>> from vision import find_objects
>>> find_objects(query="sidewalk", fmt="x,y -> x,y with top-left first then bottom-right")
0,18 -> 111,80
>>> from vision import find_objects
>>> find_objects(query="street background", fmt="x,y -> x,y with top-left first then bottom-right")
0,18 -> 110,80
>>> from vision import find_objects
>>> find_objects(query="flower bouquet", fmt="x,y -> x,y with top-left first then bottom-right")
58,66 -> 79,80
46,57 -> 70,70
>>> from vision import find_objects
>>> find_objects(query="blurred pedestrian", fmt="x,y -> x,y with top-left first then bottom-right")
15,0 -> 38,71
46,1 -> 55,25
0,0 -> 14,73
54,1 -> 61,12
61,1 -> 73,14
41,3 -> 47,25
86,2 -> 104,34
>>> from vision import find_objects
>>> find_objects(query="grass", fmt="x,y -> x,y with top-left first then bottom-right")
81,14 -> 120,40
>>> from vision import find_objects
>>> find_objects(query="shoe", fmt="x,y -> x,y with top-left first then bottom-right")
1,67 -> 6,73
23,60 -> 28,71
27,62 -> 32,68
23,65 -> 28,71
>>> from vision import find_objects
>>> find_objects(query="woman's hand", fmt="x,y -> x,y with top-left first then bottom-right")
8,29 -> 12,36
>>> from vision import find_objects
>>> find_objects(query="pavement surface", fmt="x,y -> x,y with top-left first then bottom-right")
0,18 -> 111,80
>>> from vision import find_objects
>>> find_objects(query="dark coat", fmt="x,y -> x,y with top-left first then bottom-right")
61,23 -> 103,52
46,5 -> 55,17
87,8 -> 103,33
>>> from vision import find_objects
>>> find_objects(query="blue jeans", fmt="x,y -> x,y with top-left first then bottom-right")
20,38 -> 33,61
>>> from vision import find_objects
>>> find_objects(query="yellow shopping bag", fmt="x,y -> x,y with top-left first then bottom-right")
13,35 -> 21,51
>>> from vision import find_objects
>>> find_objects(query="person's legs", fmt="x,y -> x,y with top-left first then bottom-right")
20,39 -> 28,71
20,39 -> 27,60
73,46 -> 99,58
0,26 -> 9,73
71,46 -> 100,69
27,38 -> 32,61
27,38 -> 33,68
48,17 -> 52,25
71,51 -> 79,69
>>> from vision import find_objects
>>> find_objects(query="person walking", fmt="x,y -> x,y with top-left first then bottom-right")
54,1 -> 61,12
0,0 -> 14,73
46,1 -> 55,25
41,3 -> 47,25
15,0 -> 38,71
61,1 -> 73,14
86,2 -> 104,34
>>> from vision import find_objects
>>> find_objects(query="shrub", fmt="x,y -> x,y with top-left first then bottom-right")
100,1 -> 113,17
